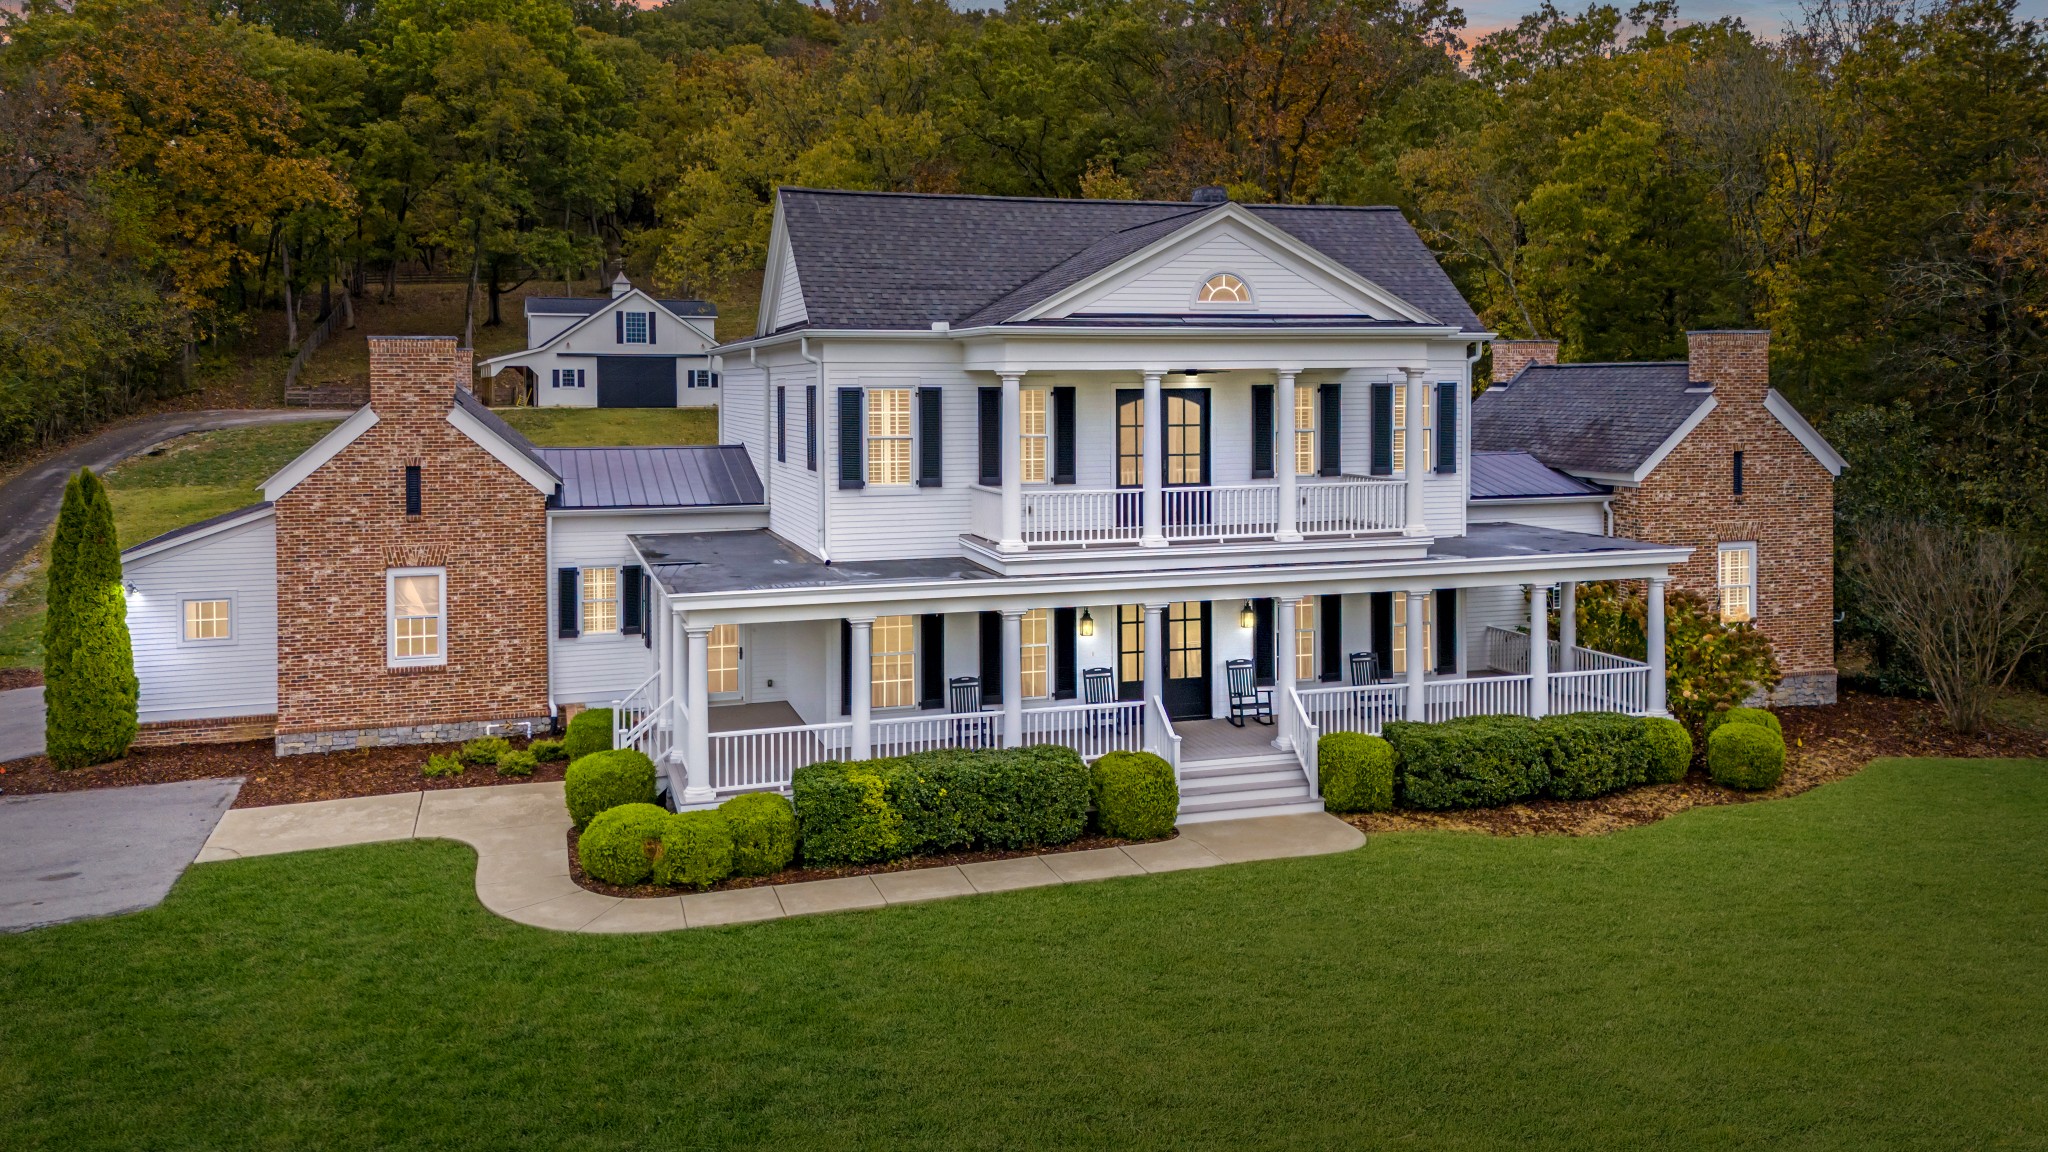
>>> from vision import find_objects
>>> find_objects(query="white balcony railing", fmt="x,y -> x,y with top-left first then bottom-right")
1162,484 -> 1280,542
1299,478 -> 1406,535
1020,488 -> 1142,545
984,479 -> 1406,549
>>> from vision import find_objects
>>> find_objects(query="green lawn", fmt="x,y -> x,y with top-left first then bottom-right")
4,758 -> 2044,1150
496,405 -> 720,447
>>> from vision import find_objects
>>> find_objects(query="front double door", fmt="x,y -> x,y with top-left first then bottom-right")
1115,387 -> 1211,532
1118,600 -> 1212,720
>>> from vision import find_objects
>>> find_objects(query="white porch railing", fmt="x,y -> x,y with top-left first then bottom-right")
1483,625 -> 1649,678
707,720 -> 852,793
1425,673 -> 1532,722
1020,700 -> 1145,760
612,672 -> 671,763
1297,682 -> 1407,735
1162,484 -> 1280,542
1144,696 -> 1182,784
873,711 -> 1003,757
1548,667 -> 1650,715
1020,489 -> 1142,545
1281,688 -> 1321,796
1299,478 -> 1405,535
982,480 -> 1407,549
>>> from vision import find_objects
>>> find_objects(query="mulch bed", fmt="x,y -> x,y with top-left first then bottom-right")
567,826 -> 1177,899
1340,689 -> 2048,838
0,668 -> 43,691
0,738 -> 567,808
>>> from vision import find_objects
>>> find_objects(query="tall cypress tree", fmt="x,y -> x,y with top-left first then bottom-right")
43,468 -> 137,769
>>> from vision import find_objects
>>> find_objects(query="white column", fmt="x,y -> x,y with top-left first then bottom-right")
1528,584 -> 1550,719
655,593 -> 673,712
1403,367 -> 1429,536
1001,609 -> 1025,748
683,625 -> 713,803
1275,596 -> 1299,748
1276,370 -> 1301,542
1404,589 -> 1428,721
998,372 -> 1024,553
848,617 -> 873,760
1140,370 -> 1166,548
1558,581 -> 1577,672
1143,603 -> 1167,703
1646,577 -> 1669,716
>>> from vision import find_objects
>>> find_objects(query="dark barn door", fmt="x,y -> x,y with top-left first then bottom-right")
595,357 -> 677,408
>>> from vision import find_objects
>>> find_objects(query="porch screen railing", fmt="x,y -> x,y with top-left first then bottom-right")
1482,625 -> 1648,677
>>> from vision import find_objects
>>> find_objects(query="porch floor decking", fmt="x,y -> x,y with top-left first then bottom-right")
1176,717 -> 1286,762
707,701 -> 805,732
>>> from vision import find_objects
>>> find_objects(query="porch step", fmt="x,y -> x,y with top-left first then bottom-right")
1175,751 -> 1322,823
1176,795 -> 1330,824
1180,753 -> 1302,778
1179,769 -> 1308,797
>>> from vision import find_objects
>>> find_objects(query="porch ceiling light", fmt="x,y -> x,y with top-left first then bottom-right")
1239,601 -> 1256,629
1078,608 -> 1094,637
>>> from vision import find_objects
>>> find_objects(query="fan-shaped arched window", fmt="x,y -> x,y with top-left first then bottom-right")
1198,273 -> 1251,304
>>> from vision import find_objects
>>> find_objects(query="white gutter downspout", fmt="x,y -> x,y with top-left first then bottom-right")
751,347 -> 770,511
544,503 -> 558,725
801,336 -> 831,562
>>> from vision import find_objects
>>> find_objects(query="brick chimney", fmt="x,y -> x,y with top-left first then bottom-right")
367,336 -> 471,416
1492,339 -> 1559,384
1685,330 -> 1769,405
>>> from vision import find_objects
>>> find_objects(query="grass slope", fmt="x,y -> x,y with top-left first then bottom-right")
3,758 -> 2044,1150
497,406 -> 719,447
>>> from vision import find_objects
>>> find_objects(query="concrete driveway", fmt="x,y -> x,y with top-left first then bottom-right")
0,686 -> 43,763
0,778 -> 242,932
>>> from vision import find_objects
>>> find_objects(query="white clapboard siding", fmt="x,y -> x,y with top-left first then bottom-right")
765,368 -> 823,554
125,515 -> 279,722
526,294 -> 719,409
1066,227 -> 1371,317
1469,499 -> 1606,536
823,373 -> 979,561
721,365 -> 766,476
772,243 -> 807,331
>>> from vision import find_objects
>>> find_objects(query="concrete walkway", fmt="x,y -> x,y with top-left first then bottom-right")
199,781 -> 1366,933
2,778 -> 242,931
0,686 -> 43,763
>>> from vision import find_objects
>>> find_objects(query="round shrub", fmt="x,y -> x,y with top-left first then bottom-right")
655,811 -> 735,889
1704,705 -> 1782,740
496,749 -> 537,778
564,748 -> 657,829
577,803 -> 671,885
1642,716 -> 1693,784
1089,751 -> 1178,839
421,752 -> 464,778
529,738 -> 568,763
1708,723 -> 1785,791
459,736 -> 510,767
1318,731 -> 1395,813
719,792 -> 798,876
562,708 -> 614,761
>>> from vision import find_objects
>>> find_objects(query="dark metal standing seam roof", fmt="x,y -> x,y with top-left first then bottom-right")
775,188 -> 1485,333
1471,362 -> 1709,477
524,297 -> 716,318
538,446 -> 764,509
1470,451 -> 1610,499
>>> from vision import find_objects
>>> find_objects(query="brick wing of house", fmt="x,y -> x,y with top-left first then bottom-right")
118,187 -> 1837,823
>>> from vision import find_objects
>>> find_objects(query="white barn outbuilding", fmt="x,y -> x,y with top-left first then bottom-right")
479,274 -> 719,408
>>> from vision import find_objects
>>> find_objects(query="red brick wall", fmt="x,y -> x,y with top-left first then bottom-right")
1610,331 -> 1836,699
273,336 -> 550,739
1492,339 -> 1560,383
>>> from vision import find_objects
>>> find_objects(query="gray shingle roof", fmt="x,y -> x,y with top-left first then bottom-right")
1471,362 -> 1708,477
538,446 -> 763,509
453,389 -> 558,480
524,297 -> 716,318
1470,451 -> 1608,499
635,529 -> 998,595
776,189 -> 1483,333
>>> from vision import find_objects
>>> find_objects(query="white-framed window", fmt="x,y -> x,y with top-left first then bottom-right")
387,568 -> 446,667
1391,384 -> 1435,473
182,597 -> 233,644
1392,591 -> 1434,675
1119,604 -> 1144,686
1019,387 -> 1049,484
1293,386 -> 1317,476
551,368 -> 586,389
581,566 -> 619,635
708,623 -> 740,696
686,369 -> 720,389
1295,597 -> 1317,682
1198,273 -> 1251,304
622,311 -> 651,344
1719,542 -> 1757,624
1020,608 -> 1050,698
871,614 -> 916,709
866,388 -> 913,486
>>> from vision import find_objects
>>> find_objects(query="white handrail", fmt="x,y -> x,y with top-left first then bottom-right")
619,696 -> 671,765
611,669 -> 662,751
706,720 -> 853,793
1283,688 -> 1320,797
1547,666 -> 1650,715
1161,484 -> 1279,541
1020,489 -> 1142,545
1298,479 -> 1405,534
1144,696 -> 1182,783
1424,673 -> 1531,722
872,711 -> 1003,757
1297,682 -> 1407,735
1019,700 -> 1145,760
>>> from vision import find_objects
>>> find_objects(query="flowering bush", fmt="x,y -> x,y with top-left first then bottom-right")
1570,582 -> 1781,742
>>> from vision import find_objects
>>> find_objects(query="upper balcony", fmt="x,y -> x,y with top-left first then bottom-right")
965,476 -> 1407,562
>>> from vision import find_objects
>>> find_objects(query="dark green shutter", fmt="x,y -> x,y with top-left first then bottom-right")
1254,598 -> 1275,684
839,619 -> 851,716
1371,591 -> 1394,675
805,385 -> 817,471
977,388 -> 1001,486
1250,385 -> 1275,478
1370,383 -> 1394,476
1319,594 -> 1344,682
978,611 -> 1003,705
557,568 -> 579,639
1435,382 -> 1458,475
776,387 -> 786,463
917,387 -> 943,487
1434,589 -> 1458,673
1052,387 -> 1076,484
1054,607 -> 1078,699
1318,383 -> 1342,476
837,388 -> 863,489
919,614 -> 946,709
620,565 -> 643,635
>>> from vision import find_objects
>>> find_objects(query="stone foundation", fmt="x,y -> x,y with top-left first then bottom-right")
1771,671 -> 1838,707
274,716 -> 552,756
135,714 -> 278,748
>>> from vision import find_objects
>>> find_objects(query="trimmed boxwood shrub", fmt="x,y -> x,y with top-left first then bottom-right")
793,763 -> 902,865
1538,711 -> 1653,800
1318,732 -> 1395,813
1708,723 -> 1785,791
496,749 -> 537,778
793,744 -> 1092,866
655,811 -> 735,889
564,748 -> 657,829
459,736 -> 510,767
529,738 -> 568,763
1089,751 -> 1178,839
577,803 -> 671,885
1703,705 -> 1782,740
719,792 -> 798,876
1385,715 -> 1549,810
1643,717 -> 1693,784
421,752 -> 464,778
563,708 -> 613,761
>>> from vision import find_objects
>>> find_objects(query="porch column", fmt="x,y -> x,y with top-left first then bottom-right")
1402,366 -> 1429,537
1275,597 -> 1299,749
1404,588 -> 1428,722
848,617 -> 873,760
655,593 -> 673,712
1140,370 -> 1167,548
1558,581 -> 1577,672
1143,603 -> 1167,704
1001,609 -> 1025,748
1276,370 -> 1302,542
999,372 -> 1025,553
1528,584 -> 1550,720
1646,577 -> 1669,716
683,625 -> 713,803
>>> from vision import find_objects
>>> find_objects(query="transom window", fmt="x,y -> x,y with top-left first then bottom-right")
183,599 -> 231,642
622,311 -> 650,344
866,388 -> 913,486
388,569 -> 445,667
1391,384 -> 1434,473
1020,608 -> 1050,698
708,624 -> 740,696
581,567 -> 618,635
871,615 -> 916,709
1019,388 -> 1049,484
1198,273 -> 1251,304
1294,386 -> 1317,476
1719,543 -> 1757,624
1294,597 -> 1317,682
1391,591 -> 1434,675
